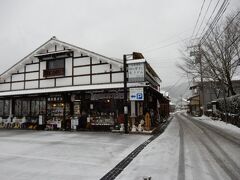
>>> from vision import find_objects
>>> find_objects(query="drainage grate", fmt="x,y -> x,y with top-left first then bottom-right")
100,117 -> 172,180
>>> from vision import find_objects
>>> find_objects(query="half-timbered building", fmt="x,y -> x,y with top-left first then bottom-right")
0,37 -> 168,131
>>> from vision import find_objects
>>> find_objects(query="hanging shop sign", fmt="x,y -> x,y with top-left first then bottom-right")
91,92 -> 124,100
128,63 -> 145,82
47,96 -> 63,102
130,87 -> 144,101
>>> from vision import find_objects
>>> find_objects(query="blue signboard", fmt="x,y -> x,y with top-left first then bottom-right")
130,88 -> 144,101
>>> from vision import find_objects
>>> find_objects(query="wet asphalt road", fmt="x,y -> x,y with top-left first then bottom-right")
176,113 -> 240,180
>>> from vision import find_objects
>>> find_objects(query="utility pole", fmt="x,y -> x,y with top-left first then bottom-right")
190,44 -> 205,115
181,95 -> 183,110
221,75 -> 228,122
123,55 -> 128,134
198,44 -> 205,115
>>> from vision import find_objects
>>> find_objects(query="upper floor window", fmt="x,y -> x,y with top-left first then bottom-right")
47,59 -> 65,70
44,59 -> 65,77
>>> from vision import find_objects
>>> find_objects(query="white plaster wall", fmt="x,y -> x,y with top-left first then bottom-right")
112,72 -> 124,83
74,57 -> 90,66
40,79 -> 54,88
74,66 -> 90,75
12,74 -> 24,82
56,77 -> 72,87
74,76 -> 90,85
92,64 -> 110,73
40,61 -> 46,78
25,81 -> 38,89
32,58 -> 39,63
26,64 -> 39,72
5,77 -> 11,83
18,67 -> 25,73
73,51 -> 82,57
92,58 -> 101,64
47,45 -> 55,52
111,64 -> 121,72
12,82 -> 24,90
65,58 -> 72,76
92,74 -> 110,84
26,72 -> 39,80
0,83 -> 10,91
81,52 -> 89,56
56,44 -> 61,51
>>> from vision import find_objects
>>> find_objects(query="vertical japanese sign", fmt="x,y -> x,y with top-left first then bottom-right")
128,63 -> 145,82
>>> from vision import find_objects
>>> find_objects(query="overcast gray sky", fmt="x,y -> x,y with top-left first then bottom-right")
0,0 -> 239,87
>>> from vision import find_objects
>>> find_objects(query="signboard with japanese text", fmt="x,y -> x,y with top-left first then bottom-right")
130,87 -> 144,101
39,115 -> 43,125
128,63 -> 145,82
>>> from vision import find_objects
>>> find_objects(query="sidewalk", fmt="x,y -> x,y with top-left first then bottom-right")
115,116 -> 179,180
101,117 -> 173,180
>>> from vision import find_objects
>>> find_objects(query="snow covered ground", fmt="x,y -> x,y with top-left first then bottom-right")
0,130 -> 149,180
116,112 -> 240,180
1,113 -> 239,180
194,115 -> 240,139
116,115 -> 180,180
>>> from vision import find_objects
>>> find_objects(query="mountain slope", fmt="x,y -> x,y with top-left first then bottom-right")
162,82 -> 191,105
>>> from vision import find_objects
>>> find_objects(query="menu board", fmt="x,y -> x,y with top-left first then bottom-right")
74,103 -> 80,116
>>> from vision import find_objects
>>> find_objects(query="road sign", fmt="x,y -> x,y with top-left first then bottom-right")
130,87 -> 144,101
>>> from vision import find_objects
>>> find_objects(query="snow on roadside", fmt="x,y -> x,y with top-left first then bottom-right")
116,117 -> 180,180
193,114 -> 240,138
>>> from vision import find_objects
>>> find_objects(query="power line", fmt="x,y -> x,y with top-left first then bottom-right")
201,0 -> 230,43
201,2 -> 227,43
199,0 -> 221,38
216,10 -> 240,39
190,0 -> 207,44
200,0 -> 230,44
226,34 -> 240,50
142,37 -> 190,54
141,26 -> 193,51
194,0 -> 213,40
200,0 -> 228,44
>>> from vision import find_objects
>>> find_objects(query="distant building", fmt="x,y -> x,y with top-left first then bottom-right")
188,78 -> 240,115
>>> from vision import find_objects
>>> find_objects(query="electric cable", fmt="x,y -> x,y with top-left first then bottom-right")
142,37 -> 190,54
190,0 -> 207,45
199,0 -> 221,38
216,10 -> 240,39
200,0 -> 230,44
194,0 -> 213,40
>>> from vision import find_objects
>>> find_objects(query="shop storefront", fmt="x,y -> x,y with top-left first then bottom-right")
0,37 -> 169,132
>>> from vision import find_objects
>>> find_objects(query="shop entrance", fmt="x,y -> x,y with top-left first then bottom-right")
46,95 -> 70,130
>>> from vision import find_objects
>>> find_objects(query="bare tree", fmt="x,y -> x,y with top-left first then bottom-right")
178,10 -> 240,96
